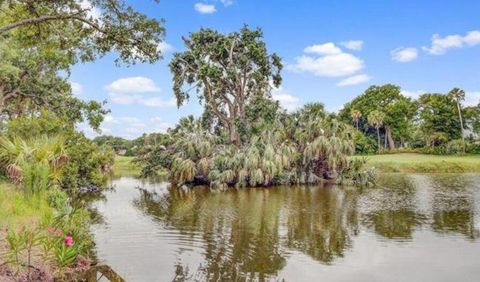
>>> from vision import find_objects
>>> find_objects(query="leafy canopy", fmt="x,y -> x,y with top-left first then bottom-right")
169,26 -> 282,146
0,0 -> 167,128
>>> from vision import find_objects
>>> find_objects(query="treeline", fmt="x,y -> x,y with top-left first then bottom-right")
339,85 -> 480,154
92,133 -> 167,157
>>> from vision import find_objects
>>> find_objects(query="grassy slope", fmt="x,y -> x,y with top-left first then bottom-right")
0,182 -> 53,229
356,153 -> 480,173
112,156 -> 140,176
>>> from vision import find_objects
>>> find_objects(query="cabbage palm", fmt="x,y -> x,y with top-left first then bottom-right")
448,88 -> 466,153
350,109 -> 362,130
0,135 -> 68,192
368,110 -> 385,152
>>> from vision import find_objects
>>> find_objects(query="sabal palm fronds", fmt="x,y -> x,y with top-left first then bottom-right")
146,109 -> 367,188
0,134 -> 68,191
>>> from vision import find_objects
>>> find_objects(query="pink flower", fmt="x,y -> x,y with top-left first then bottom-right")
47,227 -> 62,236
54,228 -> 62,236
64,236 -> 74,247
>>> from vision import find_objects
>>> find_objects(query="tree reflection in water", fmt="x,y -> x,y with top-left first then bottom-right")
133,185 -> 359,279
131,174 -> 479,280
359,175 -> 428,239
430,174 -> 480,240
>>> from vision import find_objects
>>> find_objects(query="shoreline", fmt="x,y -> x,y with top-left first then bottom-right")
355,153 -> 480,173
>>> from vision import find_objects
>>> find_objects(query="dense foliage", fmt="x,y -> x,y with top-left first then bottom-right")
170,26 -> 282,146
339,84 -> 480,154
1,111 -> 114,192
0,1 -> 167,278
0,0 -> 166,127
138,104 -> 374,188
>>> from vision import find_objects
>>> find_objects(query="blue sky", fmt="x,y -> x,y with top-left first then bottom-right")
72,0 -> 480,139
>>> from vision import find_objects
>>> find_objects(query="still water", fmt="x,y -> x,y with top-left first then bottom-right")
90,174 -> 480,281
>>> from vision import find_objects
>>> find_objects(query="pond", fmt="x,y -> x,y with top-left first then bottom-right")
90,174 -> 480,281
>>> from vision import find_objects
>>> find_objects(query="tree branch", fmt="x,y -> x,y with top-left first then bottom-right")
0,10 -> 88,34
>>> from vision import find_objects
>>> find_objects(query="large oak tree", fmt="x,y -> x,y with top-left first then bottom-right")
169,26 -> 282,146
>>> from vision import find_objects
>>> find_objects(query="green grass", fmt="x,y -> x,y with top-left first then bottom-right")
355,153 -> 480,173
112,156 -> 140,176
0,182 -> 53,229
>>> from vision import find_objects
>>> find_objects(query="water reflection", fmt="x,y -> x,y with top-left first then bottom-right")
430,175 -> 479,239
92,174 -> 480,281
359,175 -> 428,240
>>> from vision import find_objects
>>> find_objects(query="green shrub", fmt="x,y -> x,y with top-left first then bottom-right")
446,139 -> 468,154
1,111 -> 114,193
353,131 -> 377,154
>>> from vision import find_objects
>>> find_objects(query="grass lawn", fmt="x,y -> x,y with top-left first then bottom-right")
112,156 -> 140,177
356,153 -> 480,173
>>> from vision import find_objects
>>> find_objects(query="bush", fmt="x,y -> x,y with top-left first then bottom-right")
468,140 -> 480,154
446,139 -> 468,154
1,111 -> 114,194
353,130 -> 377,154
62,132 -> 115,192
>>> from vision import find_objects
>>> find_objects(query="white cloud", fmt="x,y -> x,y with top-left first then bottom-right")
70,82 -> 83,96
422,30 -> 480,55
108,93 -> 140,105
304,42 -> 342,55
289,42 -> 365,78
337,74 -> 371,86
391,47 -> 418,62
220,0 -> 234,6
271,85 -> 301,112
194,3 -> 216,14
289,53 -> 364,77
106,77 -> 175,108
140,97 -> 177,107
341,40 -> 364,51
108,93 -> 176,108
105,76 -> 160,94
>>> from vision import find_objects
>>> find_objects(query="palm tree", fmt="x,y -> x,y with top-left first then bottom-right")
0,135 -> 68,193
350,109 -> 362,130
448,88 -> 466,153
368,110 -> 385,152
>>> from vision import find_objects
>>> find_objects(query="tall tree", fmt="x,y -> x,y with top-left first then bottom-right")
340,84 -> 417,149
350,109 -> 362,130
418,93 -> 461,146
368,110 -> 385,152
448,88 -> 466,153
169,26 -> 282,146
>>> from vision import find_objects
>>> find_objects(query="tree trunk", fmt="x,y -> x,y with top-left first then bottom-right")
456,101 -> 465,154
355,120 -> 359,130
376,127 -> 380,153
228,121 -> 241,147
385,126 -> 395,149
